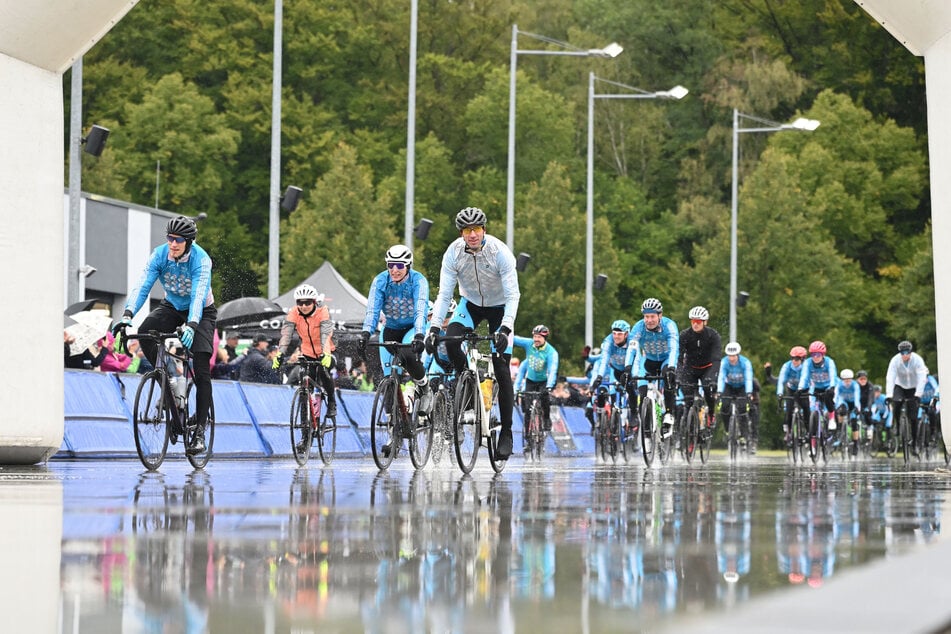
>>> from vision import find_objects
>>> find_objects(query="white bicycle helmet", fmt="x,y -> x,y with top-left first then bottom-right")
294,284 -> 324,303
725,341 -> 741,355
385,244 -> 413,267
840,369 -> 854,380
688,306 -> 709,320
641,297 -> 663,314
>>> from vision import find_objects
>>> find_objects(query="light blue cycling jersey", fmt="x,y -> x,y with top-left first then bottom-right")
430,234 -> 520,331
625,317 -> 679,373
870,393 -> 892,426
513,335 -> 559,390
717,355 -> 753,393
798,356 -> 838,392
125,243 -> 214,323
362,269 -> 429,334
775,360 -> 804,396
921,375 -> 940,404
833,378 -> 861,410
591,332 -> 635,386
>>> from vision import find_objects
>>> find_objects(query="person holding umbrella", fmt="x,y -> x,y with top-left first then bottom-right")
112,215 -> 217,456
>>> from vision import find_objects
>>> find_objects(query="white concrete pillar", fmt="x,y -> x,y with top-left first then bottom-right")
0,53 -> 65,463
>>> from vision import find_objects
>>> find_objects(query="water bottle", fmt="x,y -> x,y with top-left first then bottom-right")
403,381 -> 415,414
480,377 -> 494,411
171,377 -> 187,410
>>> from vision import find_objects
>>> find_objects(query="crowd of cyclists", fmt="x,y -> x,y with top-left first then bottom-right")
105,209 -> 941,464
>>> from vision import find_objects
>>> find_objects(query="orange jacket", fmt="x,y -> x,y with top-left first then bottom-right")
281,305 -> 334,358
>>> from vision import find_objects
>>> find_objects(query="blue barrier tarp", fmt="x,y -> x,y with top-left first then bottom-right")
63,371 -> 136,457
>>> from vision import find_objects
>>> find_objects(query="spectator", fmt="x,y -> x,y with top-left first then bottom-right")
352,360 -> 375,392
550,381 -> 571,406
99,333 -> 132,373
64,331 -> 105,370
223,333 -> 240,361
210,348 -> 234,379
124,337 -> 154,374
239,334 -> 281,384
335,360 -> 355,390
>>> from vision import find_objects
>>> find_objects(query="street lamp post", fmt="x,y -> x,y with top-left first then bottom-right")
267,0 -> 284,299
506,25 -> 623,251
585,74 -> 688,345
729,109 -> 820,341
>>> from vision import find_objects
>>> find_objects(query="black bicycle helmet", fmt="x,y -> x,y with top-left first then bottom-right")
532,324 -> 550,338
455,206 -> 487,230
166,215 -> 197,240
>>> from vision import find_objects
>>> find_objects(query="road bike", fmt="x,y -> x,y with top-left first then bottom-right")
805,389 -> 835,465
723,394 -> 751,462
123,329 -> 215,471
287,358 -> 336,466
680,384 -> 713,465
368,341 -> 434,471
891,397 -> 916,465
441,331 -> 507,475
428,373 -> 456,466
519,390 -> 547,463
780,395 -> 806,464
634,375 -> 672,467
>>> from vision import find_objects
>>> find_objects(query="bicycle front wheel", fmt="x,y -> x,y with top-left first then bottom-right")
409,402 -> 434,469
316,399 -> 337,466
790,409 -> 804,464
453,371 -> 480,474
289,388 -> 313,466
808,411 -> 821,464
371,377 -> 399,470
900,411 -> 911,464
683,402 -> 700,464
430,389 -> 452,465
185,381 -> 215,470
728,413 -> 739,462
133,372 -> 171,471
640,398 -> 657,467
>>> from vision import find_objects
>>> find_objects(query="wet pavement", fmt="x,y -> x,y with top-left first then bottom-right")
4,453 -> 951,632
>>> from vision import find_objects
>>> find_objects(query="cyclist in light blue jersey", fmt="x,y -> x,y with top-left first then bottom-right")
425,206 -> 521,459
423,299 -> 457,378
869,384 -> 892,433
359,244 -> 432,415
624,298 -> 679,428
113,215 -> 216,455
514,325 -> 559,431
834,368 -> 862,456
588,319 -> 635,430
717,341 -> 755,450
776,345 -> 807,445
797,340 -> 838,427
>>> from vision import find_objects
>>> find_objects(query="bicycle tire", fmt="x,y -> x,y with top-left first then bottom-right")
409,400 -> 434,469
528,403 -> 545,462
606,407 -> 620,463
698,405 -> 712,464
316,404 -> 337,466
487,416 -> 507,474
596,408 -> 610,462
133,372 -> 171,471
658,412 -> 673,465
430,389 -> 452,465
640,397 -> 657,467
728,411 -> 739,462
184,381 -> 215,470
619,409 -> 634,463
683,402 -> 700,464
915,418 -> 929,462
370,377 -> 399,470
289,388 -> 312,466
790,409 -> 804,464
900,410 -> 911,464
808,411 -> 820,464
453,371 -> 480,474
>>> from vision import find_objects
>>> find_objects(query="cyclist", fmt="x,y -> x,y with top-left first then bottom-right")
624,298 -> 679,437
278,284 -> 337,422
513,324 -> 560,432
920,374 -> 940,445
797,340 -> 838,429
717,342 -> 755,451
589,320 -> 636,433
776,346 -> 807,446
676,306 -> 720,437
359,244 -> 432,415
423,299 -> 457,378
833,369 -> 862,456
855,370 -> 873,431
425,206 -> 521,459
869,384 -> 892,441
885,340 -> 929,447
112,215 -> 216,456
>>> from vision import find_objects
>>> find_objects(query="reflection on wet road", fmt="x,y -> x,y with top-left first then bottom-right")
11,457 -> 951,631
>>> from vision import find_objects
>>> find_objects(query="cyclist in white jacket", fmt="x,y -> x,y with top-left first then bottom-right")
885,340 -> 929,444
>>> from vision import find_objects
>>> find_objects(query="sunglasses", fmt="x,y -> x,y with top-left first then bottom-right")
166,234 -> 187,244
811,352 -> 824,358
460,226 -> 484,236
296,299 -> 314,306
690,319 -> 705,325
386,261 -> 407,270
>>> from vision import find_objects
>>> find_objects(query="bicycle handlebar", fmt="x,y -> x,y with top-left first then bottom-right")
119,329 -> 188,356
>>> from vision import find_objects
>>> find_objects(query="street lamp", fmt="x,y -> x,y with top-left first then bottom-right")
729,109 -> 820,341
506,25 -> 623,251
585,74 -> 688,345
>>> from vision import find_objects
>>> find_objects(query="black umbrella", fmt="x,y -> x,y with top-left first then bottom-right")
217,297 -> 286,328
65,299 -> 99,316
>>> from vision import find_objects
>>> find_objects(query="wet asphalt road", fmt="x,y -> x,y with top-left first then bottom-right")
4,453 -> 951,633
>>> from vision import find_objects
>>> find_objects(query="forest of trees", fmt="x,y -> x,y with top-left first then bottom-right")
72,0 -> 933,390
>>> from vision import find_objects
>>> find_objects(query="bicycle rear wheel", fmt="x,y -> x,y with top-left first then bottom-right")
133,372 -> 171,471
430,389 -> 452,465
409,402 -> 434,469
640,398 -> 657,467
453,371 -> 480,474
184,381 -> 215,470
316,397 -> 337,466
289,388 -> 312,466
371,377 -> 399,470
